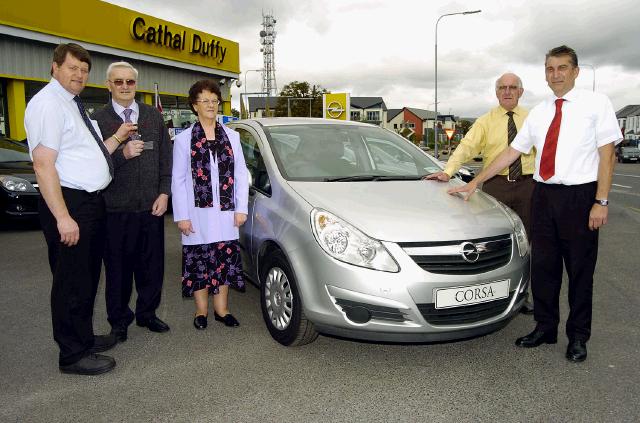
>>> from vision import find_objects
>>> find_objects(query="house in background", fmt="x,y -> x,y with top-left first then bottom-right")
386,107 -> 436,141
245,95 -> 389,125
247,96 -> 282,118
385,106 -> 467,145
350,97 -> 387,127
616,104 -> 640,142
387,109 -> 403,131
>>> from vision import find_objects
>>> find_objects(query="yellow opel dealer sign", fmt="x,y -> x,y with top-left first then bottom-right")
0,0 -> 240,73
323,93 -> 350,120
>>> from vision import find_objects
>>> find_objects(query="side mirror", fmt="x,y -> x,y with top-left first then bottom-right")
247,167 -> 253,187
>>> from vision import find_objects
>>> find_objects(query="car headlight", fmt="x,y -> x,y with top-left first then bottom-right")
0,176 -> 37,192
311,208 -> 399,272
498,203 -> 529,257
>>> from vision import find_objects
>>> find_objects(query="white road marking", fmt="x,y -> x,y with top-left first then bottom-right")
612,183 -> 632,188
614,173 -> 640,178
610,189 -> 640,198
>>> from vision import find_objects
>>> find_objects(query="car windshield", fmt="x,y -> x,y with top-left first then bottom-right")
0,139 -> 31,163
265,124 -> 442,181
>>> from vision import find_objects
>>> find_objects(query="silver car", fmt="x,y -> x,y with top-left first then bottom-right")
228,118 -> 530,346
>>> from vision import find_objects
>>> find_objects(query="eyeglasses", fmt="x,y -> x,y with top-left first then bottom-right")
195,99 -> 221,106
497,85 -> 520,92
109,79 -> 137,87
65,65 -> 89,75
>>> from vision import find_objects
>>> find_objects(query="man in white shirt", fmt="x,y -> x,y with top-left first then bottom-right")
25,43 -> 136,375
448,45 -> 621,363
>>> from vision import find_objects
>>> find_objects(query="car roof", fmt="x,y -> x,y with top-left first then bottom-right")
233,117 -> 378,128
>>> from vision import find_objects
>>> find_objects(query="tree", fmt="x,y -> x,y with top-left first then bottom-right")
231,108 -> 240,118
275,81 -> 329,117
457,119 -> 473,136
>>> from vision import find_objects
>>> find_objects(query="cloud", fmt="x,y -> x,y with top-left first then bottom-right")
106,0 -> 640,116
486,0 -> 640,71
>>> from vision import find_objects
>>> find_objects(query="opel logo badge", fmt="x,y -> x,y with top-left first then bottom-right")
460,242 -> 479,263
327,101 -> 345,119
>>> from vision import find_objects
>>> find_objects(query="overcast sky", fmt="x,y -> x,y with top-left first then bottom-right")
106,0 -> 640,117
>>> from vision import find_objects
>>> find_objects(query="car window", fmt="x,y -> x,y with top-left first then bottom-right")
0,139 -> 31,163
270,133 -> 301,161
263,124 -> 441,181
235,127 -> 271,195
366,138 -> 419,174
267,125 -> 368,179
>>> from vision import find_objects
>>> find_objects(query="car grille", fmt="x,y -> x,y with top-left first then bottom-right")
399,234 -> 513,275
334,298 -> 408,322
417,291 -> 521,325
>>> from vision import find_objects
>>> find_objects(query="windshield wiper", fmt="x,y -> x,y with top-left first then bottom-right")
372,175 -> 425,181
324,175 -> 378,182
324,175 -> 424,182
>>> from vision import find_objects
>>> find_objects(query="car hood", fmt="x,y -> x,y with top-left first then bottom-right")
0,162 -> 37,183
287,180 -> 513,242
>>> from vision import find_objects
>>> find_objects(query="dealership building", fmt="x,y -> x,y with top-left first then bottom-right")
0,0 -> 240,140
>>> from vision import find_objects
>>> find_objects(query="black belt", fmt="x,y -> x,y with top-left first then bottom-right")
492,174 -> 533,183
61,187 -> 103,197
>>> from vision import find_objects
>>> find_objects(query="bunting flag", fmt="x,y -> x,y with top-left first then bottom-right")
154,82 -> 163,113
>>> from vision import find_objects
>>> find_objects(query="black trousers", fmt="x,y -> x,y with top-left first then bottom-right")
103,211 -> 165,328
39,188 -> 106,366
483,175 -> 534,237
530,181 -> 599,342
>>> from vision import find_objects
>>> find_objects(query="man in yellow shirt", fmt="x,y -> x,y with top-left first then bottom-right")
427,72 -> 535,314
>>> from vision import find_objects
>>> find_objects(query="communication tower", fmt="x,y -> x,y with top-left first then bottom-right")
260,12 -> 277,96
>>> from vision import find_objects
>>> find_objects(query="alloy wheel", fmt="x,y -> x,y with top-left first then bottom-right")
264,266 -> 293,330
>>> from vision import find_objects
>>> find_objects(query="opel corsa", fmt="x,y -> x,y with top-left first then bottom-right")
228,118 -> 530,346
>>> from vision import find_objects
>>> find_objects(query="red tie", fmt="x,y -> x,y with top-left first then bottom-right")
539,99 -> 565,181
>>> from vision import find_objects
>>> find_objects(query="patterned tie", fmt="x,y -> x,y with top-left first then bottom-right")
539,99 -> 565,181
123,108 -> 133,123
506,111 -> 522,180
73,96 -> 114,178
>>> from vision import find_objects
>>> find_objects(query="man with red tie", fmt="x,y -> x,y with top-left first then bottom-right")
449,45 -> 622,363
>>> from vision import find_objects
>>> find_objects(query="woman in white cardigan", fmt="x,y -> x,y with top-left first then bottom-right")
171,80 -> 249,330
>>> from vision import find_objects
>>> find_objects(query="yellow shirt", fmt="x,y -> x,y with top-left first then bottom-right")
444,105 -> 535,177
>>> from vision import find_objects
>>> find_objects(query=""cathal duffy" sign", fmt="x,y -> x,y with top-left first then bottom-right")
130,17 -> 227,64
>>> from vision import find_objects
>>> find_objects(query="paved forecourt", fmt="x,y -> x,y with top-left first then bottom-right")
0,211 -> 638,422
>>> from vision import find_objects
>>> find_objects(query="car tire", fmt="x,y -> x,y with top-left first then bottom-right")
260,250 -> 319,346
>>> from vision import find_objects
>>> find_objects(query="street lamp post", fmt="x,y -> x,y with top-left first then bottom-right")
434,9 -> 481,158
243,69 -> 263,118
581,63 -> 596,91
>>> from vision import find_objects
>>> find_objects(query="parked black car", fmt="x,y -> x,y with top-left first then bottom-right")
0,137 -> 40,220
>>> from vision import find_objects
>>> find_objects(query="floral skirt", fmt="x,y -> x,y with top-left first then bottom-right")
181,240 -> 244,297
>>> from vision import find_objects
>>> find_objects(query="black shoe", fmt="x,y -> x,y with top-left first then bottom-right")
566,340 -> 587,363
136,316 -> 170,333
59,354 -> 116,375
193,315 -> 208,330
88,334 -> 117,353
110,326 -> 128,342
519,300 -> 535,315
214,312 -> 240,327
515,328 -> 557,348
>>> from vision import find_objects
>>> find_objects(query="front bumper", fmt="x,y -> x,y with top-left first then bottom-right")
0,190 -> 40,218
287,237 -> 530,342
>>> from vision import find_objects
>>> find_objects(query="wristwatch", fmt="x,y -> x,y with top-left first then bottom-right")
594,199 -> 609,206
